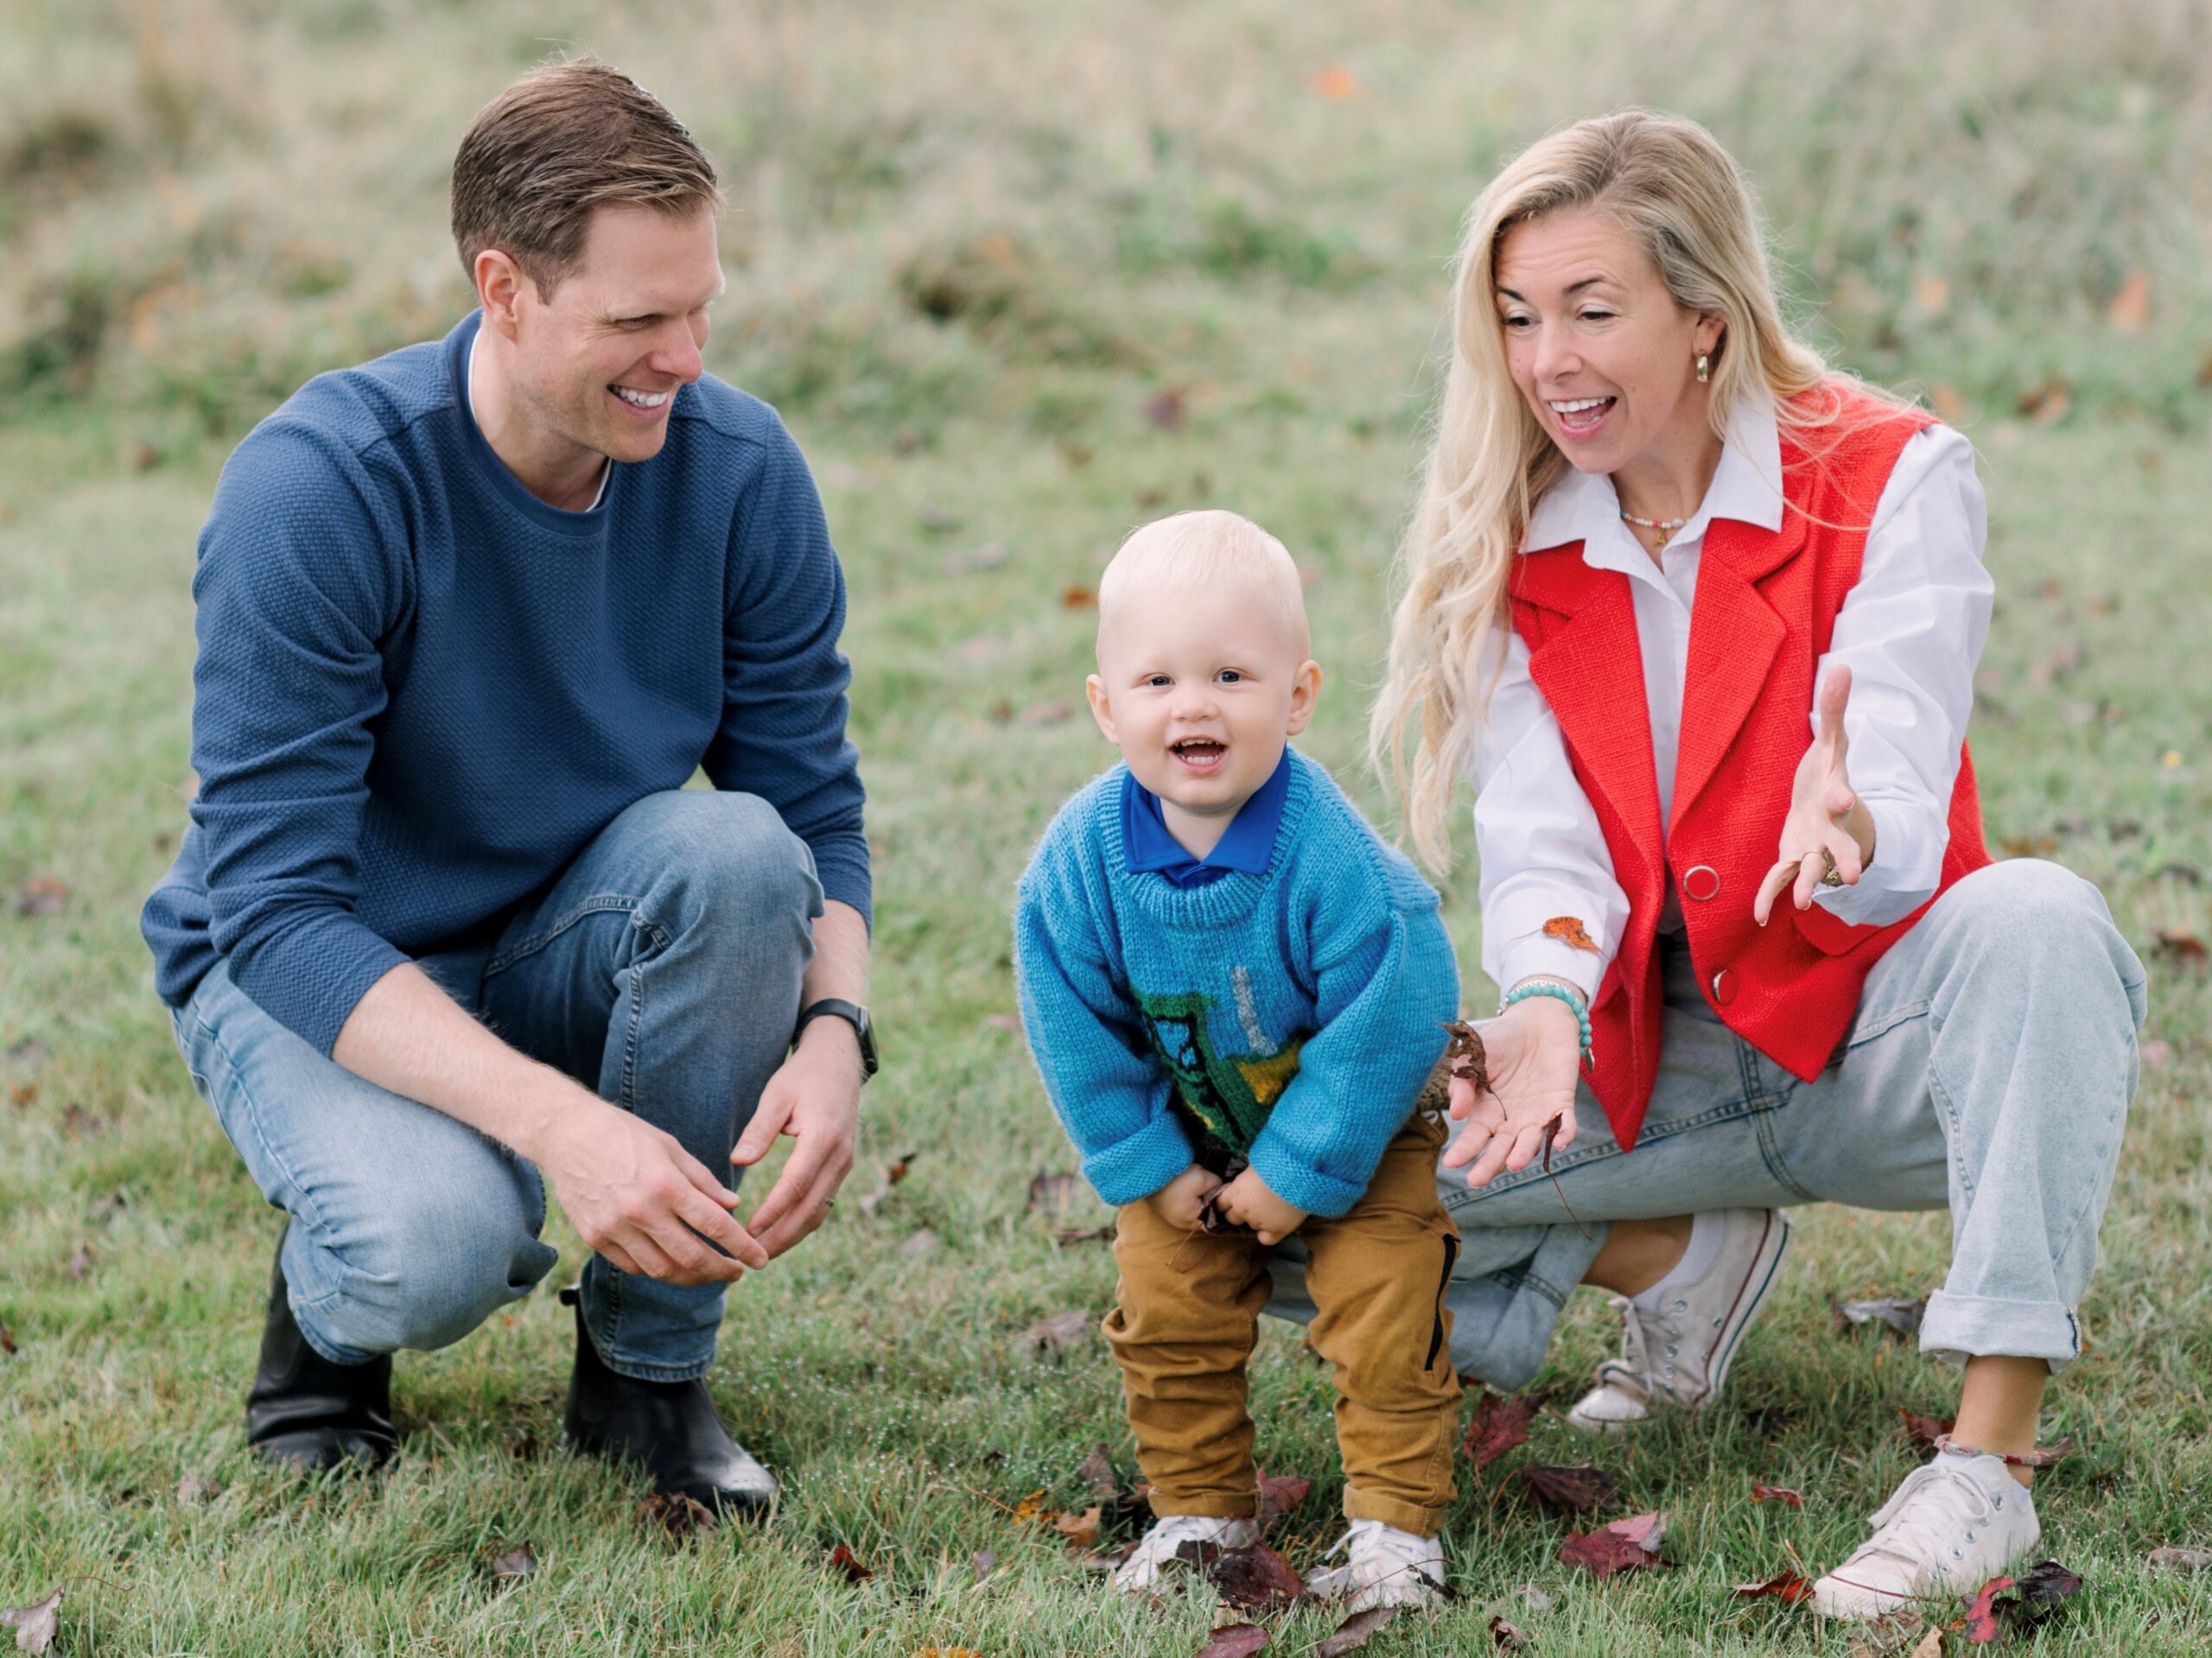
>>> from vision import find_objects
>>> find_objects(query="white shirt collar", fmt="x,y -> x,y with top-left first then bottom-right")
1522,391 -> 1784,556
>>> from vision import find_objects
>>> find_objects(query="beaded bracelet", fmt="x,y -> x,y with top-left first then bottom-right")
1500,981 -> 1594,1065
1931,1432 -> 2071,1469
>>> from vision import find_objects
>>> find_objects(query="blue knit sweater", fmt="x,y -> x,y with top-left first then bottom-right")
141,311 -> 868,1056
1014,750 -> 1459,1217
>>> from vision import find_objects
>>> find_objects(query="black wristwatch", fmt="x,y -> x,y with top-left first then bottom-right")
792,997 -> 878,1079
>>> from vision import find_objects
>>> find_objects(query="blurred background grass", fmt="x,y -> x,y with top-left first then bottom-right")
3,3 -> 2210,1654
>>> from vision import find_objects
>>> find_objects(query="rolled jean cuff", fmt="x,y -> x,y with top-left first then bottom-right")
1343,1489 -> 1446,1539
1145,1490 -> 1260,1521
1918,1290 -> 2082,1375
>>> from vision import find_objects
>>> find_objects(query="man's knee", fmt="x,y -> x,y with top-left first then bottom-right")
615,791 -> 823,946
305,1174 -> 553,1356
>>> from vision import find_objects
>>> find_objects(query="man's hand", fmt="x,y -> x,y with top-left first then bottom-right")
1755,663 -> 1878,925
730,1018 -> 862,1259
1442,995 -> 1582,1187
534,1097 -> 770,1285
1147,1164 -> 1225,1233
1213,1167 -> 1306,1246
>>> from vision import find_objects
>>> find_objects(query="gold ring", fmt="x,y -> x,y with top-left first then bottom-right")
1819,848 -> 1845,888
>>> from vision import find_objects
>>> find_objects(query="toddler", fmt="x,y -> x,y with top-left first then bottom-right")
1014,510 -> 1462,1610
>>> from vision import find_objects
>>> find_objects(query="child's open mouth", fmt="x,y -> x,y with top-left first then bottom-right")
1170,738 -> 1226,774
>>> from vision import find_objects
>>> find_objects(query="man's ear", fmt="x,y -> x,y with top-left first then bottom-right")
1284,659 -> 1323,737
1084,673 -> 1120,746
474,248 -> 527,337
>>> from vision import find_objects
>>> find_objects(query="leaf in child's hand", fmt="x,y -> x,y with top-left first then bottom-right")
1256,1471 -> 1311,1528
1462,1391 -> 1537,1470
1198,1195 -> 1245,1237
1440,1020 -> 1490,1099
1521,1464 -> 1619,1515
1541,916 -> 1599,951
1192,1626 -> 1270,1658
1750,1483 -> 1803,1507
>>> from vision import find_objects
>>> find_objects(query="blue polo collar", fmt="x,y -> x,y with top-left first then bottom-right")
1121,746 -> 1293,889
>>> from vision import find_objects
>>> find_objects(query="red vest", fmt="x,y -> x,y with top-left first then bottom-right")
1507,384 -> 1990,1150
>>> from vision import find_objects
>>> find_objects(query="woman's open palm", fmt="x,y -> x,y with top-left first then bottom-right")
1442,1000 -> 1582,1188
1755,664 -> 1878,925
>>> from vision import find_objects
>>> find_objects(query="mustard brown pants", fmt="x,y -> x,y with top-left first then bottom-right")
1103,1109 -> 1462,1537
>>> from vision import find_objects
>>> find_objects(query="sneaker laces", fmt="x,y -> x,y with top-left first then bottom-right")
1592,1294 -> 1667,1404
1834,1463 -> 1999,1587
1315,1519 -> 1443,1589
1126,1512 -> 1249,1572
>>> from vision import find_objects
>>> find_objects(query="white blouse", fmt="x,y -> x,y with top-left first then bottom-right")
1472,393 -> 1993,1002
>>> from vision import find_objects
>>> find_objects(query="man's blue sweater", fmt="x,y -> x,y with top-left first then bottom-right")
1014,750 -> 1458,1217
142,312 -> 868,1056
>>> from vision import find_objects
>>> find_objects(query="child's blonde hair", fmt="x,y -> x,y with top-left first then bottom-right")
1370,108 -> 1905,873
1099,509 -> 1310,659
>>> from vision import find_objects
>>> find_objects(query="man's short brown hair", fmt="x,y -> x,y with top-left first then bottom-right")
451,60 -> 722,295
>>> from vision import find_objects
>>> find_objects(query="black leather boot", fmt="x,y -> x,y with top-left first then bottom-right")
560,1286 -> 777,1517
245,1229 -> 397,1473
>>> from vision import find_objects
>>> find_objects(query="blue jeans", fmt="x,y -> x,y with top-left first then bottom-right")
1268,859 -> 2147,1388
171,791 -> 822,1382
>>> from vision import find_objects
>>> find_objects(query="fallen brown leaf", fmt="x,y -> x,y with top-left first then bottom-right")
1521,1464 -> 1618,1515
1750,1483 -> 1803,1507
970,1547 -> 997,1581
641,1491 -> 717,1536
66,1244 -> 93,1280
1306,64 -> 1361,99
1560,1510 -> 1666,1578
2153,929 -> 2208,968
2107,270 -> 2152,333
1913,274 -> 1950,316
1059,585 -> 1098,610
1077,1442 -> 1119,1502
1315,1606 -> 1396,1655
1179,1540 -> 1307,1611
855,1152 -> 918,1216
2029,639 -> 2084,685
1833,1296 -> 1926,1336
13,878 -> 67,917
1053,1505 -> 1102,1550
1463,1391 -> 1536,1470
1054,1226 -> 1111,1247
829,1542 -> 874,1583
6,1084 -> 32,1107
2016,378 -> 2070,425
1256,1471 -> 1310,1528
176,1471 -> 223,1505
1908,1628 -> 1943,1658
2150,1546 -> 2212,1571
1900,1410 -> 1955,1452
1143,388 -> 1186,429
1018,1309 -> 1095,1357
1487,1613 -> 1531,1650
0,1588 -> 60,1655
1027,1171 -> 1079,1216
1192,1625 -> 1270,1658
1731,1571 -> 1815,1603
1,1318 -> 16,1356
490,1545 -> 537,1579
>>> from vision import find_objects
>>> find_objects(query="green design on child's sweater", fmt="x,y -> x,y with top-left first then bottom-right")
1137,989 -> 1311,1157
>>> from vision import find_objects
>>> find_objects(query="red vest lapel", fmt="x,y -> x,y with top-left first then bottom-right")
1512,546 -> 1665,890
1667,511 -> 1809,835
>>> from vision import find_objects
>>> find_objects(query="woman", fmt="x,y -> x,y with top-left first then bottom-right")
1366,111 -> 2146,1617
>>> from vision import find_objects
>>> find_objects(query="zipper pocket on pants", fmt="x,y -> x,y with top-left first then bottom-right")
1426,1232 -> 1459,1372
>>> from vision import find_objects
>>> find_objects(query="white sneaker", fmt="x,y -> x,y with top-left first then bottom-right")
1304,1518 -> 1447,1610
1566,1208 -> 1792,1432
1812,1454 -> 2040,1620
1110,1512 -> 1261,1591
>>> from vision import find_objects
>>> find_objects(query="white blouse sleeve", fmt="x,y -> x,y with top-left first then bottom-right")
1470,628 -> 1631,1002
1810,422 -> 1994,925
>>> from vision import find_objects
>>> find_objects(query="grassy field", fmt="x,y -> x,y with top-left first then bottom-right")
3,1 -> 2211,1652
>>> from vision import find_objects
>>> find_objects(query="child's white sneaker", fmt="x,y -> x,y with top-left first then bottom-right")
1810,1453 -> 2040,1620
1304,1518 -> 1447,1610
1566,1207 -> 1792,1432
1110,1512 -> 1261,1591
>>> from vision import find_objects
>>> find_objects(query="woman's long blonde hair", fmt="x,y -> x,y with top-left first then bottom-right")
1373,108 -> 1888,873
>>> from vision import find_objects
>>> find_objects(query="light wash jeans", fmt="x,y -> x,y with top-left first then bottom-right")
1268,859 -> 2148,1388
170,791 -> 822,1382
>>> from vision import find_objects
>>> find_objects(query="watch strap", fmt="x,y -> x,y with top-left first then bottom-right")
793,997 -> 877,1077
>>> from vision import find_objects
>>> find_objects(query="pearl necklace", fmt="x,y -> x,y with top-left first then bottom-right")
1619,508 -> 1688,549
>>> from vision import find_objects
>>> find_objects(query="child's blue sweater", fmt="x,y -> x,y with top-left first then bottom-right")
1014,750 -> 1459,1217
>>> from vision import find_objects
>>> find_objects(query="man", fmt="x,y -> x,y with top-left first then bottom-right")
139,60 -> 874,1514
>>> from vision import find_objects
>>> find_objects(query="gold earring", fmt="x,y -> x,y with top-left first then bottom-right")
1695,352 -> 1711,384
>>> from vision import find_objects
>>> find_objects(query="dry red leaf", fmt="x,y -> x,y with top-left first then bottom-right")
0,1588 -> 61,1655
13,878 -> 67,918
1141,389 -> 1185,429
1731,1571 -> 1815,1603
1521,1464 -> 1618,1515
1256,1471 -> 1311,1528
1750,1483 -> 1804,1507
1192,1625 -> 1270,1658
1463,1391 -> 1537,1470
1541,916 -> 1599,951
1315,1606 -> 1396,1655
1060,585 -> 1099,609
1,1317 -> 15,1356
1900,1410 -> 1956,1452
1179,1541 -> 1308,1610
6,1083 -> 33,1107
2154,929 -> 2208,968
1962,1573 -> 2013,1642
829,1543 -> 874,1583
1560,1511 -> 1667,1577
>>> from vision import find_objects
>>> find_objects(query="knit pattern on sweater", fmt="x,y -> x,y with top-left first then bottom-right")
1014,750 -> 1459,1216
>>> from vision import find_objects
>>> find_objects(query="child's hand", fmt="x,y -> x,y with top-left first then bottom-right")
1213,1168 -> 1306,1246
1147,1164 -> 1226,1232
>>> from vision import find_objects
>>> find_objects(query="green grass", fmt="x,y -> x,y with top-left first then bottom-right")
3,2 -> 2211,1653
